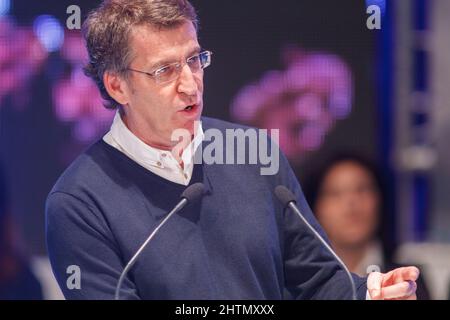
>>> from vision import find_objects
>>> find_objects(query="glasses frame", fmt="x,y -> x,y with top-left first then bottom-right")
126,50 -> 213,84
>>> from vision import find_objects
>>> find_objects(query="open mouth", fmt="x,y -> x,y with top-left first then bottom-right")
178,104 -> 200,119
181,104 -> 198,112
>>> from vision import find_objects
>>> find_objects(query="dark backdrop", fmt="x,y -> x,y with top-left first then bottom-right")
0,0 -> 377,254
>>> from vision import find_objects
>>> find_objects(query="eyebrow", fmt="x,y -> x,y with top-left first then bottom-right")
149,46 -> 202,71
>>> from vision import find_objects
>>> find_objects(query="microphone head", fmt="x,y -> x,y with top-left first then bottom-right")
181,182 -> 205,204
274,185 -> 296,208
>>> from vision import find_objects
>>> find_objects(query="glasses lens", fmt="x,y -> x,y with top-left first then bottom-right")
199,51 -> 211,69
187,54 -> 202,72
154,51 -> 212,84
155,64 -> 179,83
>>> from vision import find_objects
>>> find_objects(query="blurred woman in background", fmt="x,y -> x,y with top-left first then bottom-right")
304,154 -> 430,299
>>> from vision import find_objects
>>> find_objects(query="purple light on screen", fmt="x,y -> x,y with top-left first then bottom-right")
52,73 -> 113,143
33,15 -> 64,53
0,17 -> 48,109
0,0 -> 10,16
299,124 -> 327,151
230,48 -> 353,162
51,31 -> 114,143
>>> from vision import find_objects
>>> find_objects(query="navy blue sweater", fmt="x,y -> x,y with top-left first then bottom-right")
46,117 -> 367,299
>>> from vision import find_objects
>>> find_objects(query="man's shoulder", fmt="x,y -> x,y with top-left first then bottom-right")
48,140 -> 112,197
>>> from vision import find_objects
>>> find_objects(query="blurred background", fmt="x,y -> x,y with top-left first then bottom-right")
0,0 -> 449,299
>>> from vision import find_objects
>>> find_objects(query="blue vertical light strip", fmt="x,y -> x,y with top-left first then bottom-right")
377,0 -> 396,250
366,0 -> 386,15
412,0 -> 428,241
413,175 -> 428,240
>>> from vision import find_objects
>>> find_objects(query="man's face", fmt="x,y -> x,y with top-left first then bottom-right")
122,21 -> 203,149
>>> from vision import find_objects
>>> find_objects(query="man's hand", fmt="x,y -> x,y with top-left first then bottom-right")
367,266 -> 419,300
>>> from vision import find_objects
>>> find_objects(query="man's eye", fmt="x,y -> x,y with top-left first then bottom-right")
155,65 -> 171,75
187,55 -> 200,65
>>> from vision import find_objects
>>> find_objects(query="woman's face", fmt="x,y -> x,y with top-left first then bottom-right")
315,161 -> 380,248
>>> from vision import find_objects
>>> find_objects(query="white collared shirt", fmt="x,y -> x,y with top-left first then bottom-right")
103,112 -> 204,185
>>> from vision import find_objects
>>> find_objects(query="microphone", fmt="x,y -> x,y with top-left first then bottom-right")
114,182 -> 205,300
274,185 -> 357,300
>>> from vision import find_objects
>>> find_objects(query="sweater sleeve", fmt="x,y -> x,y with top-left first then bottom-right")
45,191 -> 140,300
278,154 -> 368,300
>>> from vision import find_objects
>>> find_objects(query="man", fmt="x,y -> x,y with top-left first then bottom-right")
46,0 -> 419,300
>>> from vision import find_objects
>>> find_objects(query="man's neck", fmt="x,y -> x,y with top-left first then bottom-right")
120,111 -> 196,168
120,112 -> 174,151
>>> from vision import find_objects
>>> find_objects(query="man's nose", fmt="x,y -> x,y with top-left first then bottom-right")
177,64 -> 198,96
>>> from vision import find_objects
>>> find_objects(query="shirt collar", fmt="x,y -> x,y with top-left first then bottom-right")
109,111 -> 204,170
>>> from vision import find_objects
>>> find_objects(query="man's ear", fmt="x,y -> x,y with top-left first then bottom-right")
103,71 -> 129,106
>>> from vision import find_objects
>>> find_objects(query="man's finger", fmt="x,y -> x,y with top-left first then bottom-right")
392,266 -> 420,284
381,280 -> 417,300
367,272 -> 383,300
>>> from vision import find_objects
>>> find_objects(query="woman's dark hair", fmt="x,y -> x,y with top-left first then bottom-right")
303,153 -> 396,261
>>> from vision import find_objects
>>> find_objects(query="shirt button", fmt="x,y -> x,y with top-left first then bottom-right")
157,161 -> 162,167
161,153 -> 167,158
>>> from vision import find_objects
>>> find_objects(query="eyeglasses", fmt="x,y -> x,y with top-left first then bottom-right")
126,50 -> 213,84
